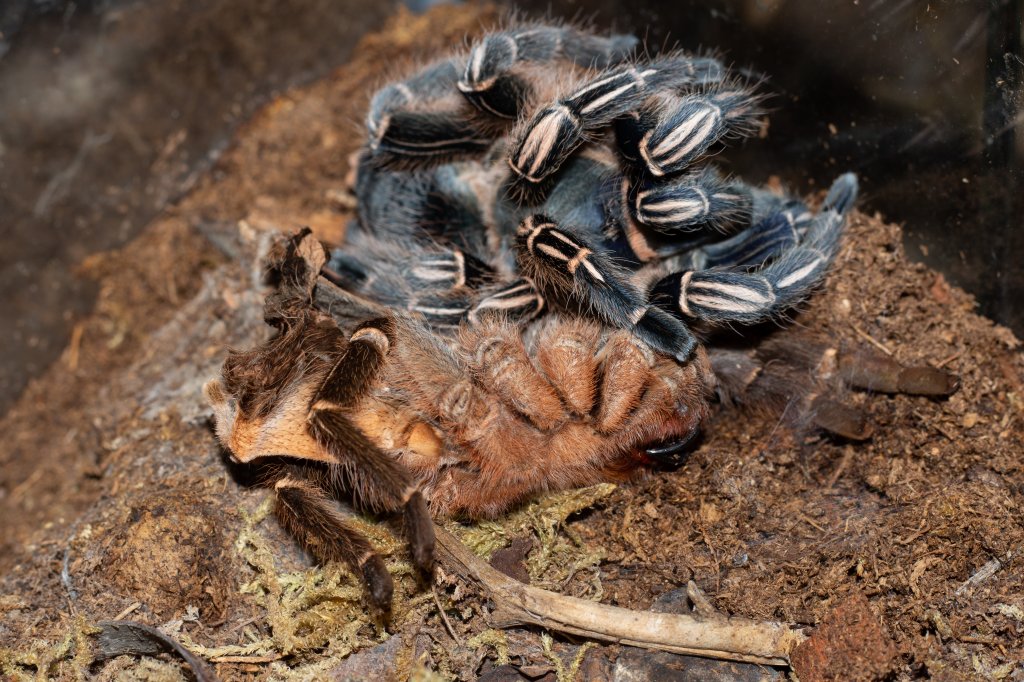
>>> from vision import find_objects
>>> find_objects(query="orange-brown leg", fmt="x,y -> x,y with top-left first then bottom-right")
594,331 -> 656,433
425,321 -> 713,516
534,318 -> 601,417
465,320 -> 567,432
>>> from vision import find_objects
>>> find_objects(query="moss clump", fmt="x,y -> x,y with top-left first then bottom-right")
453,483 -> 616,592
0,614 -> 98,682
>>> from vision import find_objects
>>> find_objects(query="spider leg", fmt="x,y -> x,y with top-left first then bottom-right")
614,173 -> 813,267
650,173 -> 857,326
329,243 -> 493,297
628,166 -> 753,236
405,276 -> 549,332
458,25 -> 638,121
837,351 -> 959,395
711,346 -> 873,440
694,210 -> 801,270
366,59 -> 495,168
306,322 -> 435,574
273,473 -> 395,609
516,214 -> 698,361
261,227 -> 328,330
593,330 -> 657,432
328,229 -> 548,333
533,317 -> 601,416
464,318 -> 568,431
507,54 -> 727,185
625,84 -> 764,178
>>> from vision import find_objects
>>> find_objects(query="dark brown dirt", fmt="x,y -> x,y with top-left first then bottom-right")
0,5 -> 1021,681
569,204 -> 1024,678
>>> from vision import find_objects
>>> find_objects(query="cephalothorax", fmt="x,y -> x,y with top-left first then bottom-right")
205,21 -> 956,609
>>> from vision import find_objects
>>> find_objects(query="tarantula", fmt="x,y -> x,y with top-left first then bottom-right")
205,22 -> 957,609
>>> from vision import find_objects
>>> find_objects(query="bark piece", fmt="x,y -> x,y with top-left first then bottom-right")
790,593 -> 898,682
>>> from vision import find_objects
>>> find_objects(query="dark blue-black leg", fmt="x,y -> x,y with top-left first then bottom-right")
458,25 -> 638,121
516,214 -> 698,362
507,54 -> 728,186
366,59 -> 494,168
650,174 -> 858,326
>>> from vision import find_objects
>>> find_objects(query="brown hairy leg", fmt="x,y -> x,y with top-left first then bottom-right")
306,321 -> 435,575
205,230 -> 434,609
273,474 -> 395,608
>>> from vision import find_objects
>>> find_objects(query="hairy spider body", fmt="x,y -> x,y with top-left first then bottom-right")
205,21 -> 957,609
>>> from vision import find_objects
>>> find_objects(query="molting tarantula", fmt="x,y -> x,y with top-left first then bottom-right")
205,22 -> 957,609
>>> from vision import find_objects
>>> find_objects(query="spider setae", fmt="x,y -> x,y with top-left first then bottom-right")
205,21 -> 957,610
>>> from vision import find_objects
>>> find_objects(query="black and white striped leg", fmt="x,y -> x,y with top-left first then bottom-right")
516,214 -> 698,361
408,277 -> 546,330
651,174 -> 858,325
307,324 -> 436,576
634,85 -> 764,177
458,25 -> 638,120
467,278 -> 546,324
630,167 -> 753,235
658,191 -> 815,272
326,242 -> 495,318
366,59 -> 494,167
507,54 -> 727,185
696,211 -> 801,269
407,292 -> 475,330
408,249 -> 493,290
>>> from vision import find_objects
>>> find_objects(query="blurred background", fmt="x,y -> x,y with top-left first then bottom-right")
1,0 -> 1021,415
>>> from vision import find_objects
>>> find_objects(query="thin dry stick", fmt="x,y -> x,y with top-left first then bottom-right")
433,584 -> 464,646
434,526 -> 806,666
851,323 -> 894,356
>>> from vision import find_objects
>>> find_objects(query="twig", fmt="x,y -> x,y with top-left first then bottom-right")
825,448 -> 853,489
958,634 -> 998,645
113,601 -> 142,621
955,549 -> 1015,596
61,547 -> 78,602
798,513 -> 828,533
9,467 -> 45,503
209,654 -> 282,664
851,323 -> 894,356
66,322 -> 85,371
94,620 -> 217,682
685,581 -> 723,621
933,352 -> 961,369
434,525 -> 805,666
432,584 -> 464,646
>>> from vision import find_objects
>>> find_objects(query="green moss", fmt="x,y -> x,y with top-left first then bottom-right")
198,484 -> 616,678
452,483 -> 615,591
541,633 -> 595,682
0,614 -> 99,682
466,629 -> 510,666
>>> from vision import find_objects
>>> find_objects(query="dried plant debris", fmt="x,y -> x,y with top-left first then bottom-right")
0,4 -> 1021,681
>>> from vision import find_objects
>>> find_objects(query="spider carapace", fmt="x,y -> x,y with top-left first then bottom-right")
205,22 -> 957,609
